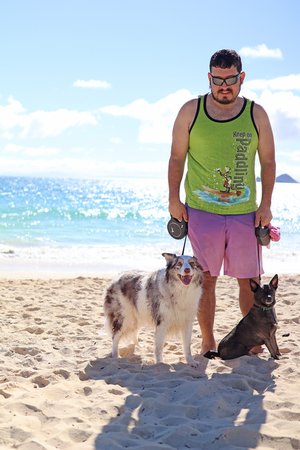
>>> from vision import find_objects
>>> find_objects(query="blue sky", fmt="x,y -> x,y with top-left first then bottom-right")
1,0 -> 300,180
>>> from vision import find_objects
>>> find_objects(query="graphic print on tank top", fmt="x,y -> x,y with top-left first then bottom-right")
194,132 -> 253,206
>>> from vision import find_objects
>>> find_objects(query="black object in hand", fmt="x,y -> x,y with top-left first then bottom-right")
255,226 -> 270,246
167,216 -> 188,240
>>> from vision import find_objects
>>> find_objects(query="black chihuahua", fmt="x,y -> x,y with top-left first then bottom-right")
204,275 -> 280,360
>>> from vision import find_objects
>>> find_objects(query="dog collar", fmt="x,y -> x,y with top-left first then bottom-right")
253,304 -> 274,311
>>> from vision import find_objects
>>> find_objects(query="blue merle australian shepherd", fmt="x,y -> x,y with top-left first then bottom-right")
104,253 -> 203,366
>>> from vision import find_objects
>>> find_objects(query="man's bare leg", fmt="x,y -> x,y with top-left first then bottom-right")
238,278 -> 257,316
238,277 -> 263,354
198,272 -> 217,354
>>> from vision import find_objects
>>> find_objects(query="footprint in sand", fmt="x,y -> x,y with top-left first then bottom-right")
26,307 -> 41,312
0,388 -> 11,399
24,326 -> 45,335
68,428 -> 91,444
13,347 -> 40,356
31,376 -> 51,388
18,370 -> 36,378
83,386 -> 93,396
108,388 -> 125,395
53,369 -> 70,380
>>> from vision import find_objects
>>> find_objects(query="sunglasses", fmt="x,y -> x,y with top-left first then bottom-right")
210,73 -> 241,86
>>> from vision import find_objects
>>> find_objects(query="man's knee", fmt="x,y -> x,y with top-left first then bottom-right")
202,271 -> 218,291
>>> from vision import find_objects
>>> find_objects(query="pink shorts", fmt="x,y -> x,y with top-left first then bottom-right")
187,207 -> 263,278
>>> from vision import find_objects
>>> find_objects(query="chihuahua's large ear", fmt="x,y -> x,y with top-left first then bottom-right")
270,274 -> 278,290
250,279 -> 260,292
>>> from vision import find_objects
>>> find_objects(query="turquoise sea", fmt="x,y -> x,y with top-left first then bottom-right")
0,176 -> 299,276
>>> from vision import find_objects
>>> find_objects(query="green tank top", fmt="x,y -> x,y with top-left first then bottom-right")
185,94 -> 259,214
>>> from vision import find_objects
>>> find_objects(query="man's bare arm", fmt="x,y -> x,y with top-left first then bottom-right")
168,99 -> 197,222
254,103 -> 276,227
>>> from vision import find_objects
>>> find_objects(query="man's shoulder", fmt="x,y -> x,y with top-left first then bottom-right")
179,97 -> 199,118
252,101 -> 269,121
182,96 -> 199,108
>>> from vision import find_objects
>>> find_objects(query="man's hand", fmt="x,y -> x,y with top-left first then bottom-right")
169,200 -> 188,222
255,205 -> 272,227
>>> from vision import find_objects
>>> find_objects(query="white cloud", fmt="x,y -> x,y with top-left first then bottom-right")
0,97 -> 98,139
0,96 -> 26,131
101,89 -> 194,143
73,79 -> 111,89
239,44 -> 283,59
245,74 -> 300,91
20,109 -> 97,138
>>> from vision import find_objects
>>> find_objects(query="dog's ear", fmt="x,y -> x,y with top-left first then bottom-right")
250,279 -> 260,292
162,253 -> 177,263
192,256 -> 203,271
270,274 -> 278,290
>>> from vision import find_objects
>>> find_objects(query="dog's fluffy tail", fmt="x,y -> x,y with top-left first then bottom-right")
203,350 -> 220,359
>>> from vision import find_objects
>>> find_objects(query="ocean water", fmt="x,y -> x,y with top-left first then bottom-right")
0,176 -> 299,276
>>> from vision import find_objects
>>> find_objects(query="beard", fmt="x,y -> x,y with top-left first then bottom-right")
210,83 -> 241,105
211,92 -> 233,104
211,90 -> 235,104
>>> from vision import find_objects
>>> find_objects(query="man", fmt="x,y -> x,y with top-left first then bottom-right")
168,49 -> 276,354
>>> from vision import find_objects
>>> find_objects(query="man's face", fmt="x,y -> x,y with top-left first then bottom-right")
208,66 -> 245,104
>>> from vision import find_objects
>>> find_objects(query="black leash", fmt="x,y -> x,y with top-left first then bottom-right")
257,240 -> 261,282
181,235 -> 187,255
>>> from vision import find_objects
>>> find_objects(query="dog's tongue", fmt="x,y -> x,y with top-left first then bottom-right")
180,275 -> 192,285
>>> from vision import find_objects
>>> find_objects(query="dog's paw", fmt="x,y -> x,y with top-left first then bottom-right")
187,358 -> 200,368
203,350 -> 219,359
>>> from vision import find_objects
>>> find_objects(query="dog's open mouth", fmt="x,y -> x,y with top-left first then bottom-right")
178,275 -> 193,285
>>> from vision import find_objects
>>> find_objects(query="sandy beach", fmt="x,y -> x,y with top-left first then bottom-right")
0,273 -> 299,450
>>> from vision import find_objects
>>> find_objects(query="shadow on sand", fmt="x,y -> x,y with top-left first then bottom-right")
84,351 -> 277,449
